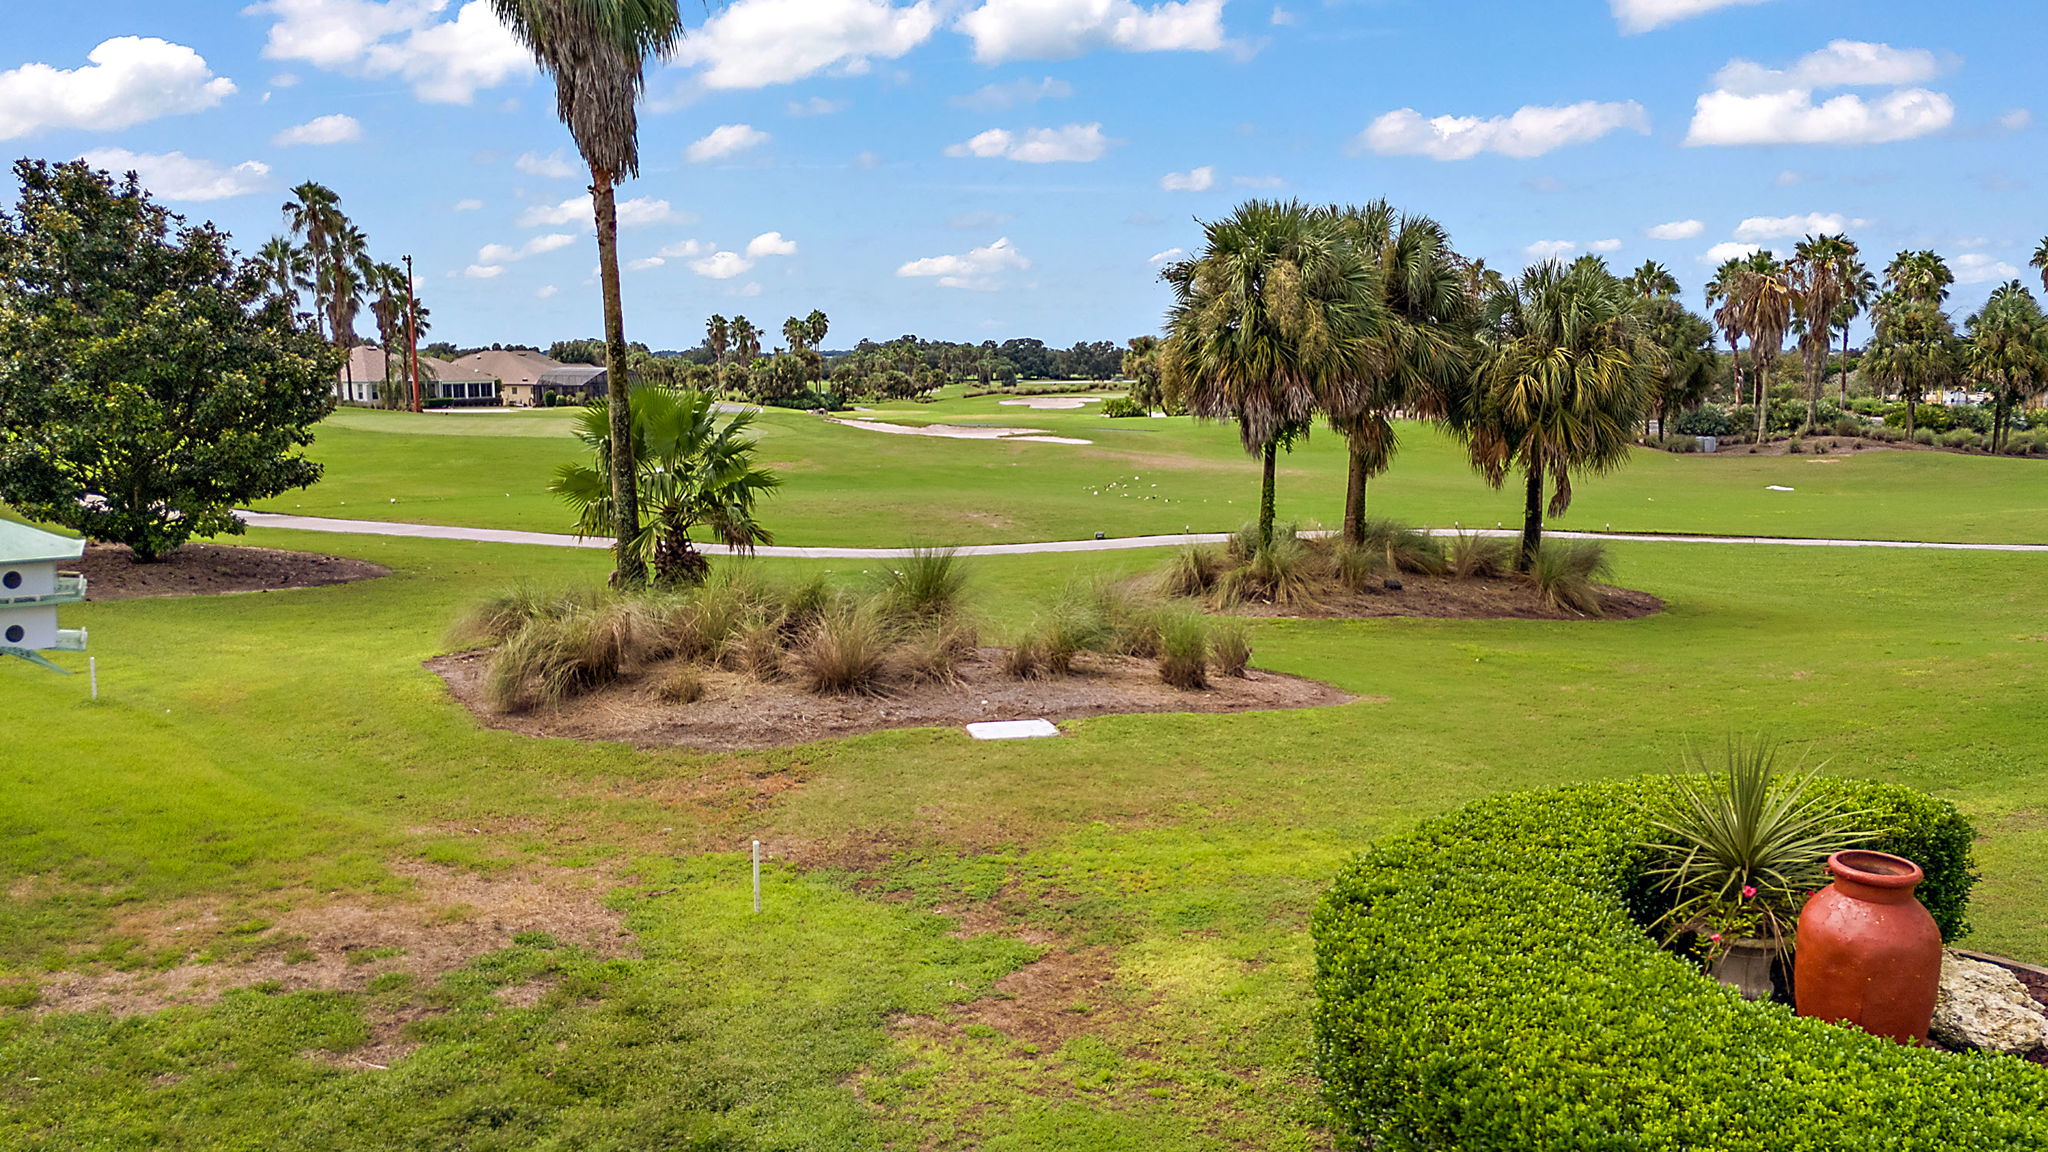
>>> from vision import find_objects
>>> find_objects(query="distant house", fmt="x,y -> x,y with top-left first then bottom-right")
452,349 -> 565,407
532,365 -> 608,406
334,346 -> 500,408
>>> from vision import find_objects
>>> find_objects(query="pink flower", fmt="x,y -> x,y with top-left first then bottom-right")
1741,885 -> 1757,899
1709,933 -> 1723,943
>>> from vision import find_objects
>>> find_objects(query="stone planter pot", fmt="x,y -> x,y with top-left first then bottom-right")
1709,939 -> 1775,1000
1794,850 -> 1942,1043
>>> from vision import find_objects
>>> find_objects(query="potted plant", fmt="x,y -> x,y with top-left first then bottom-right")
1643,737 -> 1872,1000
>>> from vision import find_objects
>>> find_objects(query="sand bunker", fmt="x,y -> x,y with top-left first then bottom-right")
997,397 -> 1104,410
826,417 -> 1092,445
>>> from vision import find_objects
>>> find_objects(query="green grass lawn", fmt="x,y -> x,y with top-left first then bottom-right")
4,526 -> 2047,1148
261,397 -> 2048,548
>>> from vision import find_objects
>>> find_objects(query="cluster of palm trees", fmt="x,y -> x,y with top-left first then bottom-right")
261,181 -> 426,410
1158,200 -> 1661,570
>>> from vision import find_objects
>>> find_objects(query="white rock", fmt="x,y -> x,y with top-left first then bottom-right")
1930,952 -> 2048,1056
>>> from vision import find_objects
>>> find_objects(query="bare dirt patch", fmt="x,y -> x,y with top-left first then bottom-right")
898,945 -> 1130,1050
74,542 -> 387,600
29,860 -> 625,1015
430,648 -> 1351,752
1226,574 -> 1661,622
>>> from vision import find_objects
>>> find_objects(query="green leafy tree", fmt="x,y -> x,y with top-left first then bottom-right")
1864,296 -> 1961,436
1965,282 -> 2048,452
551,387 -> 781,586
1159,200 -> 1381,546
0,160 -> 336,561
494,0 -> 685,587
1120,335 -> 1163,410
1316,201 -> 1472,543
1456,257 -> 1655,571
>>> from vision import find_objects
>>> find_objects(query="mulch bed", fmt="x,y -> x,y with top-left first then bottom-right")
430,647 -> 1354,752
74,543 -> 388,600
1226,576 -> 1661,621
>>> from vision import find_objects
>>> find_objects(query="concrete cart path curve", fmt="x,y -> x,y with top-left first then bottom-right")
234,510 -> 2048,559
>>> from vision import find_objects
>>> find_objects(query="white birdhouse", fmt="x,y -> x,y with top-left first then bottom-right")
0,520 -> 86,669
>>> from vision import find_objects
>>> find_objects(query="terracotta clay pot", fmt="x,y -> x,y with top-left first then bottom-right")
1794,850 -> 1942,1043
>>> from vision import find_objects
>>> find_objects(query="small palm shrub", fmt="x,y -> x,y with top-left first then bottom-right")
1210,619 -> 1251,677
1214,536 -> 1319,606
1158,543 -> 1222,597
1360,518 -> 1446,576
656,665 -> 705,704
796,600 -> 894,695
876,547 -> 968,620
1643,738 -> 1873,957
1528,539 -> 1612,615
1446,531 -> 1513,580
1156,610 -> 1209,689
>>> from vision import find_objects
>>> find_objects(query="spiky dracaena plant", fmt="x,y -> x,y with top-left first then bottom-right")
1643,738 -> 1872,960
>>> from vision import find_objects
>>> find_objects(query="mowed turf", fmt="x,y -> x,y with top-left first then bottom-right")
3,526 -> 2047,1149
258,394 -> 2048,547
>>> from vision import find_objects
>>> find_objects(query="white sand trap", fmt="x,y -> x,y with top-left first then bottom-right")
827,417 -> 1092,445
997,396 -> 1102,410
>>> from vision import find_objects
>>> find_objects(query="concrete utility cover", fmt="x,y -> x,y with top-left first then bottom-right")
966,719 -> 1061,740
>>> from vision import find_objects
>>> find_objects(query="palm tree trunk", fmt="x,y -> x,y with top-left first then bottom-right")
1259,441 -> 1278,546
1343,444 -> 1368,546
1754,358 -> 1769,440
591,168 -> 644,587
1806,348 -> 1821,432
1517,459 -> 1543,573
1838,327 -> 1850,404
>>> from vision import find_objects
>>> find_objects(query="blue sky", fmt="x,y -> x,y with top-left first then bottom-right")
0,0 -> 2040,349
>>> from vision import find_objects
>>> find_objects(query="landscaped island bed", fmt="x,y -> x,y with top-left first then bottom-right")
72,542 -> 388,600
432,646 -> 1350,750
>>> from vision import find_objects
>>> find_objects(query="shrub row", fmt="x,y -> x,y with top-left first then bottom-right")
1311,776 -> 2044,1151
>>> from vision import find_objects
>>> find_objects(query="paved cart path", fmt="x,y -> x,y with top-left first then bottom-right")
235,510 -> 2048,559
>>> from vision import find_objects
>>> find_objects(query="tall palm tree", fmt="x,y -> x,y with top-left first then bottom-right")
802,309 -> 829,350
1315,201 -> 1471,543
1966,282 -> 2048,451
255,236 -> 310,313
781,316 -> 808,354
282,182 -> 344,339
1789,234 -> 1857,430
551,387 -> 781,586
731,315 -> 761,364
2032,237 -> 2048,296
493,0 -> 685,587
1884,249 -> 1954,307
1706,256 -> 1748,407
1458,258 -> 1655,571
1735,252 -> 1793,439
322,223 -> 367,401
1625,260 -> 1681,300
1831,256 -> 1876,402
1159,200 -> 1380,546
363,262 -> 413,409
1864,296 -> 1960,437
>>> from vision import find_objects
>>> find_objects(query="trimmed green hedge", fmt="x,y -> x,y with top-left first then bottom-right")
1312,777 -> 2048,1150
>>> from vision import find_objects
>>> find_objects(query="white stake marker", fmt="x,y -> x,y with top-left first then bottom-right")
752,839 -> 761,914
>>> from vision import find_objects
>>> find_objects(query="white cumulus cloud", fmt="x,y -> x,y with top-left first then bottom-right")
519,194 -> 675,229
786,96 -> 846,116
659,239 -> 711,259
944,122 -> 1114,162
745,231 -> 798,257
1703,241 -> 1764,263
78,149 -> 269,201
1731,212 -> 1871,241
1647,219 -> 1705,240
957,0 -> 1225,62
897,237 -> 1029,290
515,149 -> 577,177
1159,165 -> 1215,191
461,263 -> 504,279
688,123 -> 771,162
1524,240 -> 1577,261
627,256 -> 665,271
1687,42 -> 1955,147
1953,253 -> 2020,284
1360,100 -> 1650,160
453,198 -> 483,211
691,251 -> 755,279
1590,238 -> 1624,253
525,233 -> 577,255
476,242 -> 518,264
1610,0 -> 1780,34
673,0 -> 936,89
0,37 -> 236,140
272,113 -> 361,146
1147,247 -> 1186,265
952,76 -> 1074,110
249,0 -> 531,104
536,284 -> 558,298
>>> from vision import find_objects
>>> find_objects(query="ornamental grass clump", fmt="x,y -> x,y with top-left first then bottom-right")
1214,535 -> 1319,607
483,597 -> 649,711
1210,619 -> 1252,677
1528,539 -> 1612,615
796,599 -> 894,695
1643,737 -> 1872,960
1326,542 -> 1387,592
875,547 -> 969,621
1446,531 -> 1513,580
1158,543 -> 1221,597
1156,610 -> 1209,689
1358,517 -> 1446,576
